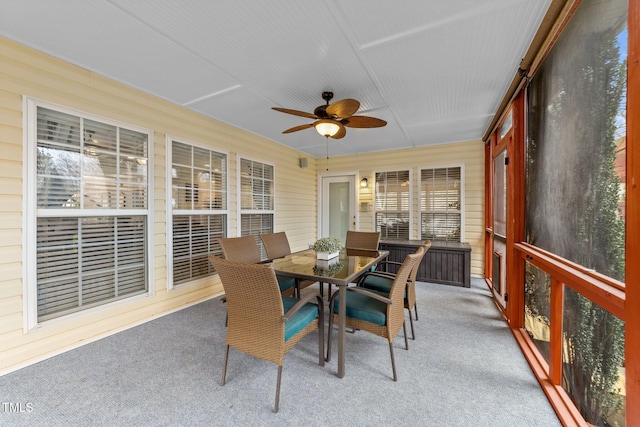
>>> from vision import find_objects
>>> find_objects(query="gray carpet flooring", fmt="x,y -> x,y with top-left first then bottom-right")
0,279 -> 560,426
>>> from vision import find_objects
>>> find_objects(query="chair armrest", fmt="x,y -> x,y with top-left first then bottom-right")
378,260 -> 402,268
359,270 -> 414,282
345,286 -> 392,305
356,271 -> 396,285
376,260 -> 403,272
282,292 -> 323,321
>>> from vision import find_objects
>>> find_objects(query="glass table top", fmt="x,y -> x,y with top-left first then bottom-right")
271,248 -> 388,286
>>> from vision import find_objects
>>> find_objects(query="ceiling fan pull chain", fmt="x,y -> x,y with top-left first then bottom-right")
326,136 -> 329,171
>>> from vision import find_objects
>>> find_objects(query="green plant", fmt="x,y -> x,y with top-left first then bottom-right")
313,262 -> 344,277
312,237 -> 343,253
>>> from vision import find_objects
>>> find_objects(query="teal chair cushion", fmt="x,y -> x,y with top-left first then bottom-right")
333,291 -> 387,326
276,275 -> 296,292
282,296 -> 318,341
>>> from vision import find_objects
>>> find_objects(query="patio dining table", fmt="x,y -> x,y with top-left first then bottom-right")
271,247 -> 388,378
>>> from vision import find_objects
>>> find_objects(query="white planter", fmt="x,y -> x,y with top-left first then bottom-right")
316,251 -> 339,260
316,256 -> 340,269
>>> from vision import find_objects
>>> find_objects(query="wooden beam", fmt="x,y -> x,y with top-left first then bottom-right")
548,277 -> 564,385
626,0 -> 640,423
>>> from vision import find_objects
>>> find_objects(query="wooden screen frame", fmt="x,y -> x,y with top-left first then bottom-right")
484,0 -> 638,424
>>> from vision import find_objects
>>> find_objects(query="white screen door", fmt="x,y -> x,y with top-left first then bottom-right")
320,175 -> 356,244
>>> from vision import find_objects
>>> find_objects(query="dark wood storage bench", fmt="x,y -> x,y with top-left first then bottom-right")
378,240 -> 471,287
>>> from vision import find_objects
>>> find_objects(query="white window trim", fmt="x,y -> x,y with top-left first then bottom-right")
22,97 -> 154,332
373,168 -> 413,239
418,162 -> 465,242
165,135 -> 229,289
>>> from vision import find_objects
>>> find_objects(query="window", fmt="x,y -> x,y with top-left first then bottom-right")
420,167 -> 462,242
499,111 -> 513,140
493,153 -> 507,238
375,170 -> 410,239
28,102 -> 150,324
524,0 -> 627,423
239,158 -> 274,258
169,139 -> 227,286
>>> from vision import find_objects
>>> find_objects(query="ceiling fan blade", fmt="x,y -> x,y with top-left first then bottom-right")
282,123 -> 314,134
343,115 -> 387,128
331,123 -> 347,139
272,107 -> 318,119
326,98 -> 360,119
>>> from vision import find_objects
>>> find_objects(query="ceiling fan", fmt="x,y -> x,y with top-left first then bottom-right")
272,91 -> 387,139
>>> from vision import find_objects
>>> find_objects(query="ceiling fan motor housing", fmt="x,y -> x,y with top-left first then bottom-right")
315,92 -> 334,118
314,105 -> 329,118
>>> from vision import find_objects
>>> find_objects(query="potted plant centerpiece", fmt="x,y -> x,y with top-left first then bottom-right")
313,260 -> 344,276
312,236 -> 343,260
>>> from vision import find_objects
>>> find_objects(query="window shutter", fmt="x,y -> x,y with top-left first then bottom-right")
170,140 -> 227,285
420,167 -> 462,242
172,214 -> 226,284
240,213 -> 273,259
34,105 -> 149,322
36,216 -> 147,321
239,158 -> 275,259
374,170 -> 410,239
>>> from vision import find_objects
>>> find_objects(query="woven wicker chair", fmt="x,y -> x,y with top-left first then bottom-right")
218,235 -> 261,264
259,232 -> 307,297
357,241 -> 431,340
260,231 -> 292,259
326,248 -> 422,381
219,235 -> 295,295
345,230 -> 381,250
209,255 -> 324,413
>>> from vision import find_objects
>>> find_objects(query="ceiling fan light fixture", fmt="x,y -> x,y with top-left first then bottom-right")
315,119 -> 340,137
274,92 -> 385,139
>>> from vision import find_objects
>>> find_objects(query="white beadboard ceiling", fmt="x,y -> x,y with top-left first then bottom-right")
0,0 -> 551,158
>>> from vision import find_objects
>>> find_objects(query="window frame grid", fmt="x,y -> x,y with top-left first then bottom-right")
419,164 -> 464,242
24,98 -> 154,331
166,136 -> 229,288
237,156 -> 275,258
373,169 -> 412,240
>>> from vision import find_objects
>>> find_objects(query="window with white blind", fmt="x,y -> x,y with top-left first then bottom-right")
169,140 -> 227,286
375,170 -> 410,240
420,166 -> 462,242
29,103 -> 150,324
239,158 -> 274,258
